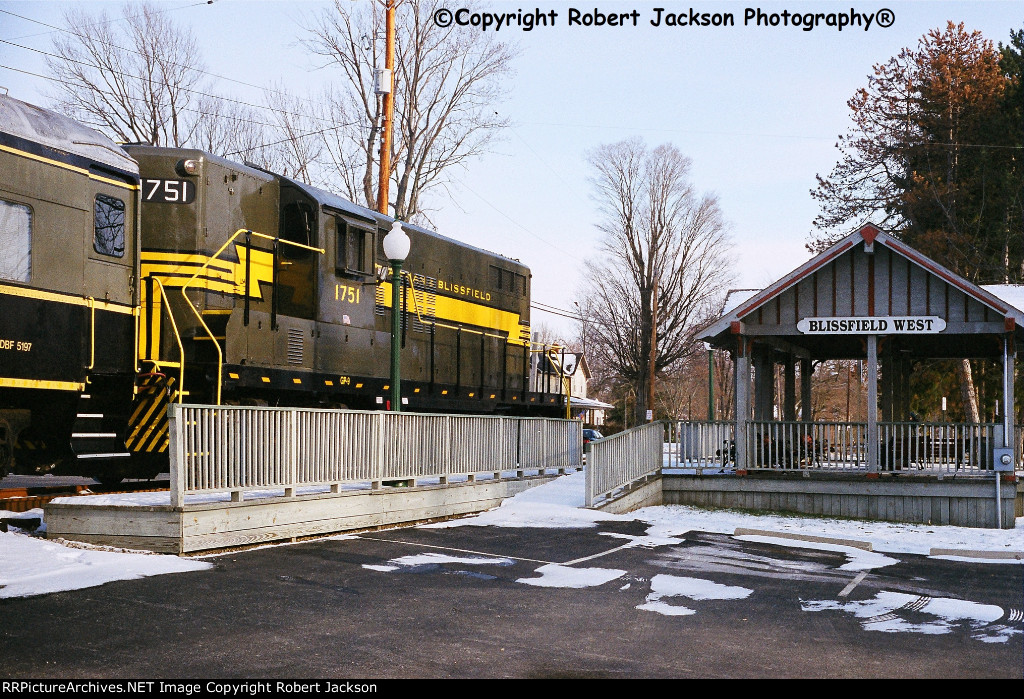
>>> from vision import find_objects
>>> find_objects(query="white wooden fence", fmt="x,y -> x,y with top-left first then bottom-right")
168,404 -> 582,506
585,422 -> 664,507
666,419 -> 1007,474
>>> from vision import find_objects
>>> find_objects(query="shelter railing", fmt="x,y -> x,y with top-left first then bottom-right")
585,421 -> 663,506
669,420 -> 1005,474
168,404 -> 582,506
663,421 -> 735,471
877,422 -> 997,472
745,421 -> 868,472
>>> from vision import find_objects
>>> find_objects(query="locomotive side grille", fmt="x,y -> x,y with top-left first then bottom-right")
287,328 -> 304,365
375,274 -> 437,328
410,274 -> 437,333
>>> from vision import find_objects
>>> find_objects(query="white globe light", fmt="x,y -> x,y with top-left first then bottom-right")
382,220 -> 410,262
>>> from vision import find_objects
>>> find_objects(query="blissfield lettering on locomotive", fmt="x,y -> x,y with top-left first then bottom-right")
437,279 -> 492,301
796,316 -> 946,334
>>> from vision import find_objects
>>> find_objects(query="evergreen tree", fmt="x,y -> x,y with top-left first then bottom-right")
810,21 -> 1017,285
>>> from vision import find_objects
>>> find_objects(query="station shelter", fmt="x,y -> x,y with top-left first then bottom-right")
697,223 -> 1023,477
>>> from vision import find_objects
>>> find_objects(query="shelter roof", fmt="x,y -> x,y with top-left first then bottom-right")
699,224 -> 1024,360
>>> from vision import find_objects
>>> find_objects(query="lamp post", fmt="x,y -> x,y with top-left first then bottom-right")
383,220 -> 410,411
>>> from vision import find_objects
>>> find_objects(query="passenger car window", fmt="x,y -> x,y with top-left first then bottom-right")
0,199 -> 31,282
94,194 -> 125,258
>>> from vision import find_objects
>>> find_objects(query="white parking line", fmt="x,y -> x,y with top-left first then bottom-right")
838,571 -> 869,597
561,542 -> 638,566
353,535 -> 556,565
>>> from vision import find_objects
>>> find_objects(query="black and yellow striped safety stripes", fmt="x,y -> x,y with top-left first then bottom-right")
125,374 -> 177,454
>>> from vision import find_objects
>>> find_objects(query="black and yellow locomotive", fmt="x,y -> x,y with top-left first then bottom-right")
0,94 -> 563,482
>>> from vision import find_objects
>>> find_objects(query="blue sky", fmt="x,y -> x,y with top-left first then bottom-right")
1,1 -> 1021,337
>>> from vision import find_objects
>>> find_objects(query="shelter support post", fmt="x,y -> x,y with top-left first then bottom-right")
734,337 -> 750,472
800,358 -> 812,421
866,334 -> 878,473
1003,334 -> 1015,451
897,352 -> 912,420
753,348 -> 774,421
707,345 -> 715,421
999,333 -> 1016,529
784,354 -> 796,422
880,341 -> 893,422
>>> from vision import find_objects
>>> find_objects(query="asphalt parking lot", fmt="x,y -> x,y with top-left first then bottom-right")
2,518 -> 1022,679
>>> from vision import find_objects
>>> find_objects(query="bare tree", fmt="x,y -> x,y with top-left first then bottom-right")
303,0 -> 518,222
193,98 -> 272,165
46,2 -> 208,146
258,82 -> 324,184
580,139 -> 734,425
45,2 -> 323,182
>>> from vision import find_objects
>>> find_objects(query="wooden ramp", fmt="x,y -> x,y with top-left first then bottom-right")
45,475 -> 560,554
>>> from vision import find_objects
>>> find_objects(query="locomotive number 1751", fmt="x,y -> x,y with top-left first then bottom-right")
142,178 -> 196,204
335,283 -> 360,304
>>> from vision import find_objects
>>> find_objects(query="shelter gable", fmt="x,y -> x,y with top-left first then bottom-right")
739,240 -> 999,335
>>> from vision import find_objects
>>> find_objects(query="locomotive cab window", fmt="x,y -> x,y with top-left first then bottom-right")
93,194 -> 125,258
280,201 -> 315,260
335,217 -> 374,277
0,199 -> 31,282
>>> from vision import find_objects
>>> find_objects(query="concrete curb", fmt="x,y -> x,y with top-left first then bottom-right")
733,528 -> 873,551
929,548 -> 1023,560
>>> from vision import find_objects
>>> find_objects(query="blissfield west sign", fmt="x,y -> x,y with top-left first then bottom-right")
796,316 -> 946,334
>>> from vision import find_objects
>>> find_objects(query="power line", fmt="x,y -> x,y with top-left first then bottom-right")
531,300 -> 621,333
0,35 -> 335,128
1,2 -> 213,42
0,4 -> 322,116
456,178 -> 578,259
222,119 -> 364,158
0,62 -> 360,147
515,120 -> 1024,151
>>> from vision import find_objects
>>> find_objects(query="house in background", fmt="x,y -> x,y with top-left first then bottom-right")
531,349 -> 613,426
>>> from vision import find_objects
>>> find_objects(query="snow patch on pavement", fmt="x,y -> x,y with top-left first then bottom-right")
802,591 -> 1019,642
0,528 -> 210,599
516,563 -> 626,588
637,573 -> 752,617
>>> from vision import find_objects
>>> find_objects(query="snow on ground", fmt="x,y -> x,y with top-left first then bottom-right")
429,471 -> 1024,559
2,470 -> 1022,600
0,510 -> 210,599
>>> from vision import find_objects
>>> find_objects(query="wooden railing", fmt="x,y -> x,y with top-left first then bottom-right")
168,404 -> 582,506
666,420 -> 1010,475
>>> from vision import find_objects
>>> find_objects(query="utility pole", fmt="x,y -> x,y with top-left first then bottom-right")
574,301 -> 587,357
376,0 -> 396,216
647,281 -> 657,422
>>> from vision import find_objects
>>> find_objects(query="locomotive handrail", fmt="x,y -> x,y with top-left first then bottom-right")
180,228 -> 324,405
85,296 -> 96,373
149,277 -> 186,402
